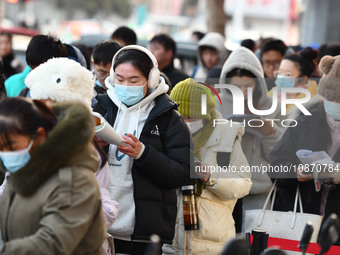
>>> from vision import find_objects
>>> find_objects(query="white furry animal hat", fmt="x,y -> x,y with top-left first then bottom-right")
25,57 -> 94,108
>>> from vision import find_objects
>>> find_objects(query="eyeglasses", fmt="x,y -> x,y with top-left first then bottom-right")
94,69 -> 110,80
263,60 -> 281,69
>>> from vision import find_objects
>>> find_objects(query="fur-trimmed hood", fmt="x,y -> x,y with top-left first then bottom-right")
0,102 -> 98,196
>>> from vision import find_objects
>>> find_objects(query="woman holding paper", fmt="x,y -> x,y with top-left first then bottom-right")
270,55 -> 340,226
92,45 -> 191,254
217,47 -> 284,219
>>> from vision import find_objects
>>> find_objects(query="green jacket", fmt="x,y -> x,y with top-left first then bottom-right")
4,65 -> 30,97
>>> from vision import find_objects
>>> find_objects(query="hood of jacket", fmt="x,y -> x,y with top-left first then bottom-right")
1,102 -> 98,196
195,32 -> 228,78
219,46 -> 279,118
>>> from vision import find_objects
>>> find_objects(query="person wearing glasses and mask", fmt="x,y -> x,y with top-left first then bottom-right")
92,45 -> 191,255
259,39 -> 289,91
268,47 -> 318,117
92,41 -> 122,97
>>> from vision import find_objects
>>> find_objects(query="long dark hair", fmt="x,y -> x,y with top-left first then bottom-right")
284,47 -> 317,78
0,98 -> 57,150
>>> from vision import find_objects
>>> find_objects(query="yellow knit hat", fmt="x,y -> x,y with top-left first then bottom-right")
170,78 -> 216,119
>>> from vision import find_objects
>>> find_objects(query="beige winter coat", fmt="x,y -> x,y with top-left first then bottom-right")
164,114 -> 252,255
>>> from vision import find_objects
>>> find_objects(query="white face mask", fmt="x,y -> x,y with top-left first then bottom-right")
324,99 -> 340,121
186,119 -> 204,134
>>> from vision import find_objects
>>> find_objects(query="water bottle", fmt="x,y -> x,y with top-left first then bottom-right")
182,185 -> 199,230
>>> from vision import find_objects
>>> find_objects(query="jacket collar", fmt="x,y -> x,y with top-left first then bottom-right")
2,102 -> 97,196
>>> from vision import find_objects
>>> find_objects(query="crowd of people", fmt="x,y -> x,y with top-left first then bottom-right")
0,26 -> 340,255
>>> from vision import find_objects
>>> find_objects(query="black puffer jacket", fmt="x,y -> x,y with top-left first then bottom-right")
2,53 -> 24,79
270,102 -> 340,220
161,63 -> 188,90
93,93 -> 192,243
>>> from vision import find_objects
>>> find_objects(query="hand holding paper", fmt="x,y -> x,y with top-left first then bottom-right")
296,149 -> 336,191
92,112 -> 125,146
117,134 -> 144,159
296,165 -> 313,182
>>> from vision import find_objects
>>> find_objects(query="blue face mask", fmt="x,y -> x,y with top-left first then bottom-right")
324,99 -> 340,121
275,74 -> 296,89
0,139 -> 34,173
115,83 -> 146,106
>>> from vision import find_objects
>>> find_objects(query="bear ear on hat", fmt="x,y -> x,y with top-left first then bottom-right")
319,55 -> 335,75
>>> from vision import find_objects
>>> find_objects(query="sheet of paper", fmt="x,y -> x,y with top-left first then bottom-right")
296,149 -> 337,191
296,149 -> 333,165
92,112 -> 125,146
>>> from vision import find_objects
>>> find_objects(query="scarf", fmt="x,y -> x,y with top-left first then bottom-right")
191,109 -> 217,195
